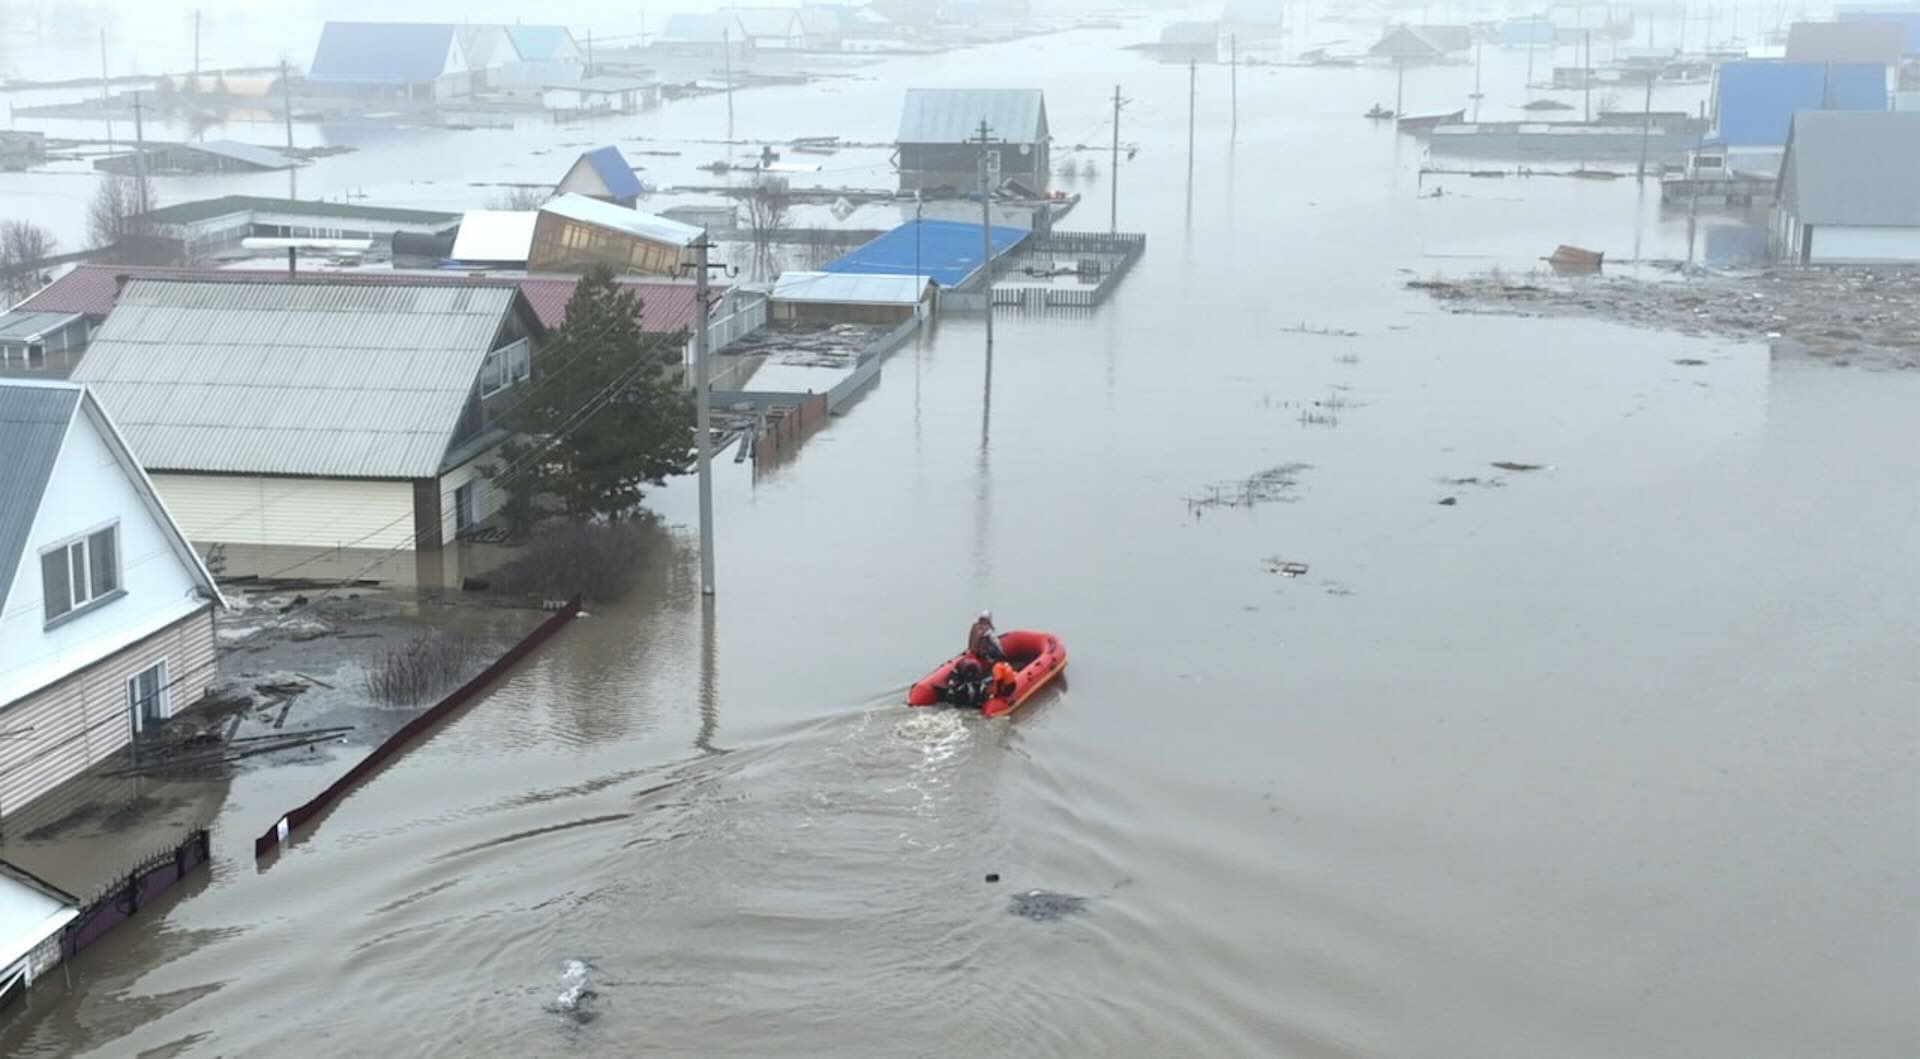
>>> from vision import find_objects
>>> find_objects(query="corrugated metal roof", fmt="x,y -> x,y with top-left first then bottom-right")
451,210 -> 538,263
772,271 -> 929,306
506,25 -> 581,62
0,311 -> 84,342
195,139 -> 299,170
898,89 -> 1047,144
1837,8 -> 1920,56
540,194 -> 703,247
1786,20 -> 1905,64
73,280 -> 519,479
0,382 -> 79,617
581,146 -> 645,202
1370,25 -> 1445,59
13,265 -> 704,334
309,22 -> 458,84
1714,61 -> 1888,146
1780,110 -> 1920,225
821,220 -> 1028,288
133,194 -> 459,226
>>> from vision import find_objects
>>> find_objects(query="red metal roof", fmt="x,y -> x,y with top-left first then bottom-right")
15,264 -> 708,335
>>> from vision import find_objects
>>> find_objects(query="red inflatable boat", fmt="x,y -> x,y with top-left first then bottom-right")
906,630 -> 1067,718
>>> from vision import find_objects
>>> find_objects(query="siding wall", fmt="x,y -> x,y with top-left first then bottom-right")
1809,224 -> 1920,262
437,458 -> 503,543
151,473 -> 417,550
0,605 -> 214,819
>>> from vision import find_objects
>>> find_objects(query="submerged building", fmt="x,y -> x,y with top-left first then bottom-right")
1773,110 -> 1920,263
897,88 -> 1049,193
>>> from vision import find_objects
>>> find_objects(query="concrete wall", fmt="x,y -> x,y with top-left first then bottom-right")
0,405 -> 208,708
1810,224 -> 1920,263
0,605 -> 214,820
151,473 -> 416,550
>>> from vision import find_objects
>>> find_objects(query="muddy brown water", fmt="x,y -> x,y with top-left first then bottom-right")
3,22 -> 1918,1059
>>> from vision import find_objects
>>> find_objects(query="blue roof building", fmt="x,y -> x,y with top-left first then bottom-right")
1712,62 -> 1889,148
555,147 -> 645,207
822,220 -> 1028,288
307,22 -> 470,100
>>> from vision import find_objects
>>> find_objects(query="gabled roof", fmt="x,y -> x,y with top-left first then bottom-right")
0,381 -> 220,622
660,13 -> 734,44
1778,110 -> 1920,225
575,146 -> 645,202
540,193 -> 703,247
1371,25 -> 1446,59
0,311 -> 84,343
1785,20 -> 1905,64
1411,24 -> 1473,52
309,22 -> 460,84
506,25 -> 581,62
1836,8 -> 1920,56
899,88 -> 1047,144
1714,61 -> 1889,146
194,139 -> 300,170
0,384 -> 78,615
455,25 -> 517,69
724,7 -> 803,39
1159,21 -> 1221,47
73,279 -> 529,479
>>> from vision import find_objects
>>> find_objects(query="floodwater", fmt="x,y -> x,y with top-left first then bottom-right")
5,16 -> 1919,1059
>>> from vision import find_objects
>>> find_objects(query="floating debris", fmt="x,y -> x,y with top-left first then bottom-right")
1673,358 -> 1708,366
1437,496 -> 1459,506
1186,463 -> 1311,512
1490,461 -> 1547,472
1261,558 -> 1310,577
547,959 -> 599,1024
1007,890 -> 1090,921
1280,322 -> 1360,338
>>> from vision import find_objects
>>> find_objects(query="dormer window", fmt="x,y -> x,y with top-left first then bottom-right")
41,523 -> 120,625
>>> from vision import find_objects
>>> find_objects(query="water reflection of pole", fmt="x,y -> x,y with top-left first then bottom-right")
1187,59 -> 1197,191
1230,35 -> 1238,144
695,598 -> 720,754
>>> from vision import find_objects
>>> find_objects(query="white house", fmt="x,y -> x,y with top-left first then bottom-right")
73,279 -> 546,552
0,381 -> 223,822
0,862 -> 77,1003
1773,110 -> 1920,263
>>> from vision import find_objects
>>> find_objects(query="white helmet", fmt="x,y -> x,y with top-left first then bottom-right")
978,610 -> 992,622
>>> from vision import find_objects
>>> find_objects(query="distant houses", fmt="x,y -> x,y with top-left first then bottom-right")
307,22 -> 475,100
307,20 -> 644,108
1709,61 -> 1891,174
1157,22 -> 1222,63
527,194 -> 704,276
1784,20 -> 1906,65
71,279 -> 546,551
1773,110 -> 1920,263
0,380 -> 223,823
556,146 -> 645,207
92,140 -> 299,176
897,88 -> 1049,193
723,8 -> 806,50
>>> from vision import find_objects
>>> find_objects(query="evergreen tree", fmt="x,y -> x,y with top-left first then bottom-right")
493,267 -> 694,525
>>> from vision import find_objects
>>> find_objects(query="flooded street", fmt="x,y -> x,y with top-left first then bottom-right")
4,18 -> 1919,1059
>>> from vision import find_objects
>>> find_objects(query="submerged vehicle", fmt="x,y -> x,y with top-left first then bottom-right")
907,630 -> 1067,718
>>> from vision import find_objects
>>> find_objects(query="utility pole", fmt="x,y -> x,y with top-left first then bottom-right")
1583,30 -> 1593,123
976,118 -> 996,352
1109,84 -> 1125,234
1526,26 -> 1536,90
1187,59 -> 1197,190
1230,35 -> 1238,144
686,237 -> 727,596
1637,75 -> 1654,181
281,60 -> 297,199
722,28 -> 735,142
194,9 -> 202,84
100,29 -> 113,151
1395,58 -> 1405,118
1472,35 -> 1483,121
132,91 -> 150,216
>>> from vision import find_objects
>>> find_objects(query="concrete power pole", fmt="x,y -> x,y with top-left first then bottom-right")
1637,75 -> 1654,182
132,91 -> 150,215
722,28 -> 736,142
281,60 -> 297,199
1230,34 -> 1238,144
1109,85 -> 1125,234
688,237 -> 724,596
976,118 -> 996,352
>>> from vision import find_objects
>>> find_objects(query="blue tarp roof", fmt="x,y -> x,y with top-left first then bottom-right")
309,22 -> 457,84
1714,62 -> 1888,147
581,146 -> 644,202
507,26 -> 578,62
821,220 -> 1027,288
1837,9 -> 1920,55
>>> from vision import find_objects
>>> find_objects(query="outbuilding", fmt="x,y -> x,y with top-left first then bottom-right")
771,271 -> 934,324
897,88 -> 1049,193
1773,110 -> 1920,263
528,194 -> 703,276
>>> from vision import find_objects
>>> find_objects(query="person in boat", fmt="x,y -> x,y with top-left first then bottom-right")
967,611 -> 1004,665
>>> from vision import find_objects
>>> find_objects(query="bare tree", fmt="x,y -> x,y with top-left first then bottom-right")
87,173 -> 153,254
0,221 -> 57,302
742,175 -> 792,280
487,184 -> 551,210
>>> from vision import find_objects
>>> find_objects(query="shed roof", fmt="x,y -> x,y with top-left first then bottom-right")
578,146 -> 646,202
309,22 -> 460,85
899,88 -> 1047,144
195,139 -> 300,170
0,311 -> 84,342
0,859 -> 78,975
450,210 -> 538,263
1778,109 -> 1920,225
73,280 -> 524,479
1714,61 -> 1888,146
506,25 -> 581,62
540,193 -> 703,247
13,265 -> 706,335
134,195 -> 458,227
821,219 -> 1027,287
1785,20 -> 1905,63
772,271 -> 930,306
0,383 -> 80,615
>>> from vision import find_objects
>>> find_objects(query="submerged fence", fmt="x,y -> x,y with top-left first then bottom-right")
253,597 -> 582,859
63,827 -> 212,958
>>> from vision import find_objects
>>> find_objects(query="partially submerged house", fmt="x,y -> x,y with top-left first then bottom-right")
655,14 -> 745,60
1784,20 -> 1906,65
121,195 -> 460,263
0,312 -> 90,378
722,7 -> 806,50
527,193 -> 703,276
306,22 -> 474,101
556,146 -> 645,206
92,139 -> 299,176
897,88 -> 1049,193
0,861 -> 78,1002
771,271 -> 933,324
1773,110 -> 1920,263
1710,61 -> 1890,174
72,279 -> 545,550
0,380 -> 223,821
1369,25 -> 1448,63
1157,22 -> 1222,63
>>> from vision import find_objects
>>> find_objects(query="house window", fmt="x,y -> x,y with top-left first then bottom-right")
508,341 -> 531,383
480,350 -> 507,396
454,480 -> 480,533
127,660 -> 168,733
26,343 -> 44,369
40,523 -> 120,624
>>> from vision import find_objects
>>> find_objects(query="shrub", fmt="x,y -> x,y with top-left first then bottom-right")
486,519 -> 665,605
363,632 -> 483,706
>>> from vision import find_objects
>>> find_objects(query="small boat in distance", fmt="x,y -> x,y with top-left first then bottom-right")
1365,103 -> 1395,120
1397,108 -> 1467,132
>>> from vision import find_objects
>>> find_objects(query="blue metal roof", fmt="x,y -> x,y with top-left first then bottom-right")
581,147 -> 644,203
821,220 -> 1028,288
1714,62 -> 1888,147
309,22 -> 458,85
1837,9 -> 1920,55
507,25 -> 578,62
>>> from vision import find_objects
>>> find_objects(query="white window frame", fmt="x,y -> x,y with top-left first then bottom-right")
40,521 -> 122,627
479,349 -> 508,396
127,659 -> 169,734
